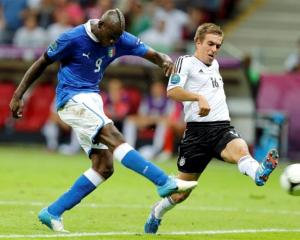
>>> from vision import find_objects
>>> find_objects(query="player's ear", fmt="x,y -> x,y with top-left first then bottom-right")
98,20 -> 104,29
195,39 -> 202,47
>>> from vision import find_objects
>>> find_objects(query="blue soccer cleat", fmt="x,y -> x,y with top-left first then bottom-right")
38,208 -> 68,232
157,176 -> 198,198
255,149 -> 279,186
144,204 -> 162,234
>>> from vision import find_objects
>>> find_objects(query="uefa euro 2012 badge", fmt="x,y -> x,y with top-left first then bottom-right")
108,47 -> 116,58
170,74 -> 180,84
48,41 -> 58,52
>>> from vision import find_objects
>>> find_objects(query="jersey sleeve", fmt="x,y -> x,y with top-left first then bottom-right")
46,32 -> 73,61
117,32 -> 149,57
167,56 -> 190,91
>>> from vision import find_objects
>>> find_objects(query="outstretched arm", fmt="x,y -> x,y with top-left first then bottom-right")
10,54 -> 53,118
143,48 -> 174,77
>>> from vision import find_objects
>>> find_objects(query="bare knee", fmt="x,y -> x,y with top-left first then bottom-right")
90,149 -> 114,179
222,138 -> 250,163
237,141 -> 250,155
94,165 -> 114,179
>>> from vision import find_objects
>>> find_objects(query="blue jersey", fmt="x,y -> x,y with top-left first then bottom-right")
46,20 -> 149,109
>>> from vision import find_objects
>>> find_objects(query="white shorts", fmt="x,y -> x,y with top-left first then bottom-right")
58,92 -> 112,156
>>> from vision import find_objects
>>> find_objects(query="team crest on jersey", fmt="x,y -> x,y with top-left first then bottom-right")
170,74 -> 180,84
178,156 -> 186,166
108,47 -> 116,57
136,38 -> 142,45
48,41 -> 58,51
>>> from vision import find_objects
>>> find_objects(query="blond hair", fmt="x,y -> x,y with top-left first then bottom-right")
194,23 -> 224,42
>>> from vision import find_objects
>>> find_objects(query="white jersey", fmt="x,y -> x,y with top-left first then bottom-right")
167,55 -> 230,123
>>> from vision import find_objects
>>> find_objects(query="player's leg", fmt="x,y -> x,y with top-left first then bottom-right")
221,137 -> 258,177
145,122 -> 211,234
61,93 -> 197,198
38,93 -> 115,232
47,150 -> 112,216
97,123 -> 197,197
38,150 -> 112,232
144,172 -> 200,234
220,133 -> 278,186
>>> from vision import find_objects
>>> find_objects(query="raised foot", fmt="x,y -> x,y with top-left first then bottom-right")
157,176 -> 198,197
255,149 -> 279,186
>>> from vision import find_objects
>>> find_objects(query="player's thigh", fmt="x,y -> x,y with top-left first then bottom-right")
177,127 -> 212,174
221,138 -> 250,163
58,93 -> 112,155
97,123 -> 125,150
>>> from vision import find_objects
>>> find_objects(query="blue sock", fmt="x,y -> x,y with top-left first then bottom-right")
48,175 -> 96,217
121,149 -> 168,186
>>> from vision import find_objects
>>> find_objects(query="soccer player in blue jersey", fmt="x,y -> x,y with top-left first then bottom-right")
9,9 -> 197,232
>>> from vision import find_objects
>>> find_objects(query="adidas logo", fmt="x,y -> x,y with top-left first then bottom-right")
199,69 -> 203,73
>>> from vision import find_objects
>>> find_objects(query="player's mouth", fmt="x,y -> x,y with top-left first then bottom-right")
207,54 -> 214,61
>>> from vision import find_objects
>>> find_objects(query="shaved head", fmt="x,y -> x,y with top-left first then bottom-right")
92,8 -> 125,46
100,8 -> 125,33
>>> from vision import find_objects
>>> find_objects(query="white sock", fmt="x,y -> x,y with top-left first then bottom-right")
153,196 -> 176,219
83,168 -> 105,186
113,143 -> 134,162
238,155 -> 260,181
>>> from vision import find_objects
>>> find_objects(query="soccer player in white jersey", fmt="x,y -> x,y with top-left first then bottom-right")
9,9 -> 198,232
144,23 -> 279,234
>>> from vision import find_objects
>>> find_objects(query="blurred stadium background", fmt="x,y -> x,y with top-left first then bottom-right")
1,0 -> 300,238
0,0 -> 299,160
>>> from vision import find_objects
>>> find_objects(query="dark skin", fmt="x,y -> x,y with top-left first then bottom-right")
10,9 -> 174,180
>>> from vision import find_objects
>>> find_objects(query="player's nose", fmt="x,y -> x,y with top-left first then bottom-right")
212,45 -> 218,52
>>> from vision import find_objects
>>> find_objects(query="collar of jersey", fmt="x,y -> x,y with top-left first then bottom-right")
192,55 -> 216,70
84,19 -> 99,42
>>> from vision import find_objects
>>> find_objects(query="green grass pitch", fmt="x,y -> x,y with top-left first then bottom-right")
0,145 -> 300,240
